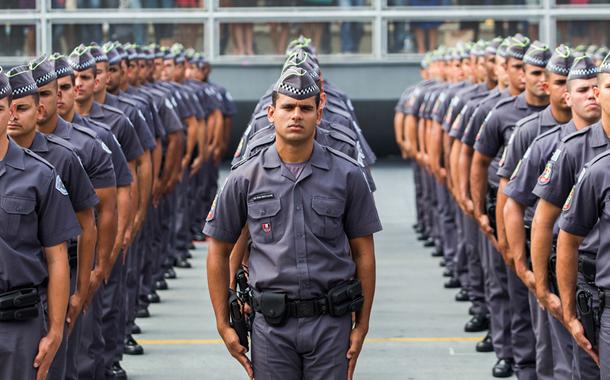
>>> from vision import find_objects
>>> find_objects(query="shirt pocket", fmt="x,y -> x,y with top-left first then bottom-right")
247,199 -> 281,243
0,196 -> 36,239
311,196 -> 345,240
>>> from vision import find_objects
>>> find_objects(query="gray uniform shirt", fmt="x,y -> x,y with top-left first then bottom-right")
203,142 -> 382,299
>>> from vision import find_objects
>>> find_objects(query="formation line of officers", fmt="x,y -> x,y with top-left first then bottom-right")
0,41 -> 236,380
395,36 -> 610,378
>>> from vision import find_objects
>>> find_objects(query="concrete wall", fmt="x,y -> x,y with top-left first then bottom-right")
212,62 -> 423,159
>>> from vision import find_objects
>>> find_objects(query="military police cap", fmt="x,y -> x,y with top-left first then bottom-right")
458,43 -> 472,60
506,34 -> 531,60
115,44 -> 128,61
283,53 -> 322,89
171,43 -> 186,64
599,52 -> 610,75
546,44 -> 573,76
567,55 -> 598,80
496,38 -> 510,58
0,67 -> 11,100
574,44 -> 587,54
485,37 -> 503,55
286,36 -> 314,55
89,44 -> 108,63
150,44 -> 165,59
133,46 -> 147,60
273,66 -> 320,100
50,53 -> 74,79
103,42 -> 122,66
68,47 -> 96,72
471,40 -> 487,57
523,41 -> 551,68
29,54 -> 58,88
162,47 -> 175,61
141,47 -> 154,61
586,45 -> 599,57
122,44 -> 138,61
7,65 -> 37,100
594,46 -> 609,64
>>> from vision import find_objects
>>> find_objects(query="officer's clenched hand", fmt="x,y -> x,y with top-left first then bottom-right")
33,331 -> 62,380
219,325 -> 253,379
189,155 -> 204,177
538,290 -> 562,323
66,292 -> 85,335
84,268 -> 104,311
566,317 -> 599,365
347,324 -> 368,380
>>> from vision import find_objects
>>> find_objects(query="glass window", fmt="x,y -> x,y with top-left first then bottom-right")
218,20 -> 372,56
0,23 -> 37,56
387,18 -> 539,54
51,22 -> 204,53
387,0 -> 540,7
218,0 -> 371,8
557,19 -> 609,48
0,0 -> 37,9
555,0 -> 608,5
50,0 -> 204,10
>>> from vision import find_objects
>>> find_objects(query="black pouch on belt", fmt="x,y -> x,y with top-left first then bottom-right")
327,280 -> 364,317
576,289 -> 598,350
259,292 -> 287,327
0,288 -> 39,311
485,186 -> 498,239
578,255 -> 597,284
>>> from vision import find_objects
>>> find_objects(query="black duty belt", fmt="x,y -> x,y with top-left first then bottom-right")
253,293 -> 328,318
0,287 -> 40,322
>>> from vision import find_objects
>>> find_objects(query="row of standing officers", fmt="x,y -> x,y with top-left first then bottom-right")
0,42 -> 236,380
395,36 -> 610,378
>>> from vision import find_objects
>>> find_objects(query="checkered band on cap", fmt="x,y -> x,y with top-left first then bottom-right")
506,35 -> 531,60
30,54 -> 58,87
89,45 -> 108,63
545,45 -> 572,76
274,67 -> 320,100
568,55 -> 599,80
599,51 -> 610,74
68,48 -> 96,72
50,53 -> 74,78
485,37 -> 503,55
523,42 -> 551,68
0,68 -> 11,99
7,65 -> 38,99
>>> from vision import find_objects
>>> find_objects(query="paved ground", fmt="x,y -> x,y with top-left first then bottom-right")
123,161 -> 513,379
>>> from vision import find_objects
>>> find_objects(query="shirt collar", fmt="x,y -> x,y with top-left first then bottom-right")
590,121 -> 609,148
90,102 -> 105,118
515,92 -> 528,110
54,117 -> 71,140
29,132 -> 49,153
540,106 -> 559,127
262,140 -> 330,171
3,137 -> 26,171
105,93 -> 119,107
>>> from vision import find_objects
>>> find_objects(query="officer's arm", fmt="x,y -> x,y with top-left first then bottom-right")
182,115 -> 198,170
449,138 -> 462,202
405,114 -> 418,158
417,118 -> 426,162
229,227 -> 250,290
531,199 -> 561,297
94,186 -> 118,280
151,139 -> 163,205
556,230 -> 585,323
112,183 -> 132,267
207,237 -> 236,331
458,144 -> 475,214
429,121 -> 444,179
393,112 -> 405,151
124,160 -> 139,248
134,150 -> 153,233
504,197 -> 528,279
74,208 -> 97,305
495,178 -> 511,262
222,116 -> 232,155
349,234 -> 376,331
442,133 -> 451,183
160,131 -> 181,192
470,151 -> 492,218
43,242 -> 70,345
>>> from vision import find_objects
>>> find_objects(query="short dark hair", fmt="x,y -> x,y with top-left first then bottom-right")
271,90 -> 321,108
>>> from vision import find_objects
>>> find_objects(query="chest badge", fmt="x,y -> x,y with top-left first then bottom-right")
262,223 -> 272,233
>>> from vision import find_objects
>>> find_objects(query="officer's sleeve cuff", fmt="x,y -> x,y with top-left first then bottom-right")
91,176 -> 118,190
41,224 -> 82,248
347,221 -> 383,240
202,225 -> 240,244
73,194 -> 100,213
558,218 -> 591,238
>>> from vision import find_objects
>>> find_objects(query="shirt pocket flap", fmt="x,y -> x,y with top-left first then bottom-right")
1,196 -> 35,215
312,197 -> 344,218
247,199 -> 281,220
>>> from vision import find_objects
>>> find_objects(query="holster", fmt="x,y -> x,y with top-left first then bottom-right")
228,289 -> 249,350
485,185 -> 498,239
548,254 -> 559,296
576,289 -> 599,350
256,292 -> 287,327
0,288 -> 40,322
327,280 -> 364,317
578,254 -> 597,284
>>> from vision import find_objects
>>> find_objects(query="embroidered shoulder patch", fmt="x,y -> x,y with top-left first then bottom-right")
563,187 -> 575,211
537,161 -> 553,186
55,175 -> 68,196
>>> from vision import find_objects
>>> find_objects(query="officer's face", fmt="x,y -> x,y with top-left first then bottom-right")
173,62 -> 185,82
524,64 -> 548,99
74,68 -> 98,102
37,81 -> 58,124
153,58 -> 164,80
0,97 -> 8,137
57,76 -> 76,118
495,56 -> 508,86
485,54 -> 497,82
107,64 -> 122,93
268,93 -> 321,145
8,95 -> 41,140
94,62 -> 109,94
568,77 -> 601,122
475,56 -> 486,82
506,57 -> 526,92
138,60 -> 148,82
460,59 -> 471,81
546,73 -> 569,111
594,73 -> 610,117
162,60 -> 175,81
128,60 -> 139,85
451,60 -> 463,82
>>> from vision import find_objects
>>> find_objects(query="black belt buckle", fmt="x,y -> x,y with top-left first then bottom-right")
293,299 -> 316,318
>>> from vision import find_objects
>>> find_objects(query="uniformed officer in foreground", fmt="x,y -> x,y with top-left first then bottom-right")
205,69 -> 382,380
0,66 -> 81,380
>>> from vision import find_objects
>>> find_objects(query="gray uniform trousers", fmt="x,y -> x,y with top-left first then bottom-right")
436,182 -> 457,270
192,157 -> 219,234
139,204 -> 160,310
101,254 -> 126,370
573,276 -> 600,380
413,163 -> 425,228
466,216 -> 487,316
77,288 -> 106,379
483,236 -> 513,360
455,208 -> 470,286
527,291 -> 554,380
172,169 -> 190,259
506,268 -> 536,379
154,191 -> 174,283
0,302 -> 46,380
251,313 -> 351,380
600,309 -> 610,379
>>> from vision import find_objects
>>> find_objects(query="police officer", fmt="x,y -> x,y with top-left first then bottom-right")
0,66 -> 81,380
205,69 -> 382,380
557,65 -> 610,372
533,55 -> 606,379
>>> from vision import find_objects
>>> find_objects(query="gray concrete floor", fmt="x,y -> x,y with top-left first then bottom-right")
123,161 -> 512,379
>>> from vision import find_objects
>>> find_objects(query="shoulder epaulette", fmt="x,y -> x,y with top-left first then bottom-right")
46,134 -> 76,152
325,104 -> 352,120
249,130 -> 275,151
253,109 -> 268,120
249,124 -> 274,141
326,146 -> 360,167
23,148 -> 55,170
71,122 -> 99,139
589,149 -> 610,166
117,96 -> 139,108
533,124 -> 562,142
516,112 -> 539,128
561,126 -> 590,143
231,147 -> 263,171
328,123 -> 358,141
328,129 -> 356,146
100,103 -> 124,116
493,95 -> 517,110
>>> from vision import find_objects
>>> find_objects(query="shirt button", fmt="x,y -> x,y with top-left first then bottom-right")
296,206 -> 301,211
